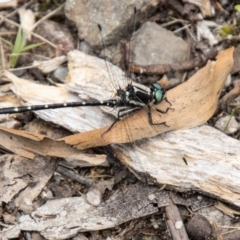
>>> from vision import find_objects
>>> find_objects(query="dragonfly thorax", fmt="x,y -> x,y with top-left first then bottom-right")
120,83 -> 165,108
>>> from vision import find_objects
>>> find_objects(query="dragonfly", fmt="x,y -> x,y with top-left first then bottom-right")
0,9 -> 189,185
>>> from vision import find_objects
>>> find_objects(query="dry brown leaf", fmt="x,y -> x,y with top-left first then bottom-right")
0,125 -> 106,164
60,47 -> 234,150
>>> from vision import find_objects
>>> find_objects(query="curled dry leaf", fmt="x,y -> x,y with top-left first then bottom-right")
32,55 -> 67,73
61,47 -> 234,150
0,125 -> 106,164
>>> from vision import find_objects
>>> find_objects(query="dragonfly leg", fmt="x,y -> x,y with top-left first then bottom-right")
156,97 -> 175,114
164,97 -> 172,106
101,107 -> 141,137
147,105 -> 169,127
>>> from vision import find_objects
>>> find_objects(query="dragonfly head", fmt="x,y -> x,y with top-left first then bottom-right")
151,83 -> 165,104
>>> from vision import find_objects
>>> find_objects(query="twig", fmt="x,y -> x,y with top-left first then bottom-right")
165,196 -> 189,239
0,38 -> 5,71
130,49 -> 218,75
56,165 -> 94,187
30,3 -> 65,31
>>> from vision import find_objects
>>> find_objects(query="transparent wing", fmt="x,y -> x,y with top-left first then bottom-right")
66,51 -> 189,183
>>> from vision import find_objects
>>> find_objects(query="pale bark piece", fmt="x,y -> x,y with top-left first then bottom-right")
215,202 -> 240,218
3,184 -> 240,239
18,183 -> 170,239
32,55 -> 67,73
0,226 -> 20,240
61,47 -> 234,149
0,154 -> 57,212
113,125 -> 240,207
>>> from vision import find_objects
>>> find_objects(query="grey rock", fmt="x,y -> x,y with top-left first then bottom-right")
215,115 -> 239,134
52,66 -> 68,83
132,22 -> 188,65
65,0 -> 159,48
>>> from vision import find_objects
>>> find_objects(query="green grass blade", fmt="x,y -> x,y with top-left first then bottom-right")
10,27 -> 42,68
224,104 -> 240,132
21,42 -> 44,52
9,54 -> 19,68
12,27 -> 25,54
234,5 -> 240,12
10,27 -> 26,68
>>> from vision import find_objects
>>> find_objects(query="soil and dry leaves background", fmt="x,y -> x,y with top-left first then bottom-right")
0,0 -> 240,240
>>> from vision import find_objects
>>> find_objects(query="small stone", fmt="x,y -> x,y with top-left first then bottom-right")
215,115 -> 239,134
148,194 -> 156,201
175,220 -> 183,229
53,67 -> 68,83
225,74 -> 232,87
153,223 -> 159,229
186,214 -> 213,240
3,213 -> 16,224
45,190 -> 54,199
86,189 -> 102,206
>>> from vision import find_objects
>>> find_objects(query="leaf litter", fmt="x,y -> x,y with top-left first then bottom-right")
0,1 -> 240,239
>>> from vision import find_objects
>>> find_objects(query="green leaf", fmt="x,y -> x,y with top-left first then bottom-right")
219,24 -> 235,38
234,5 -> 240,12
10,28 -> 25,68
9,53 -> 20,68
12,28 -> 25,54
10,27 -> 43,68
21,42 -> 44,52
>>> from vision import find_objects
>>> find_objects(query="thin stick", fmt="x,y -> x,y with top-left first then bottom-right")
56,165 -> 94,187
30,3 -> 65,31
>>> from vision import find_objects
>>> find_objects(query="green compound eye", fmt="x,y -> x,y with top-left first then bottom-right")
155,89 -> 164,103
152,83 -> 165,104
